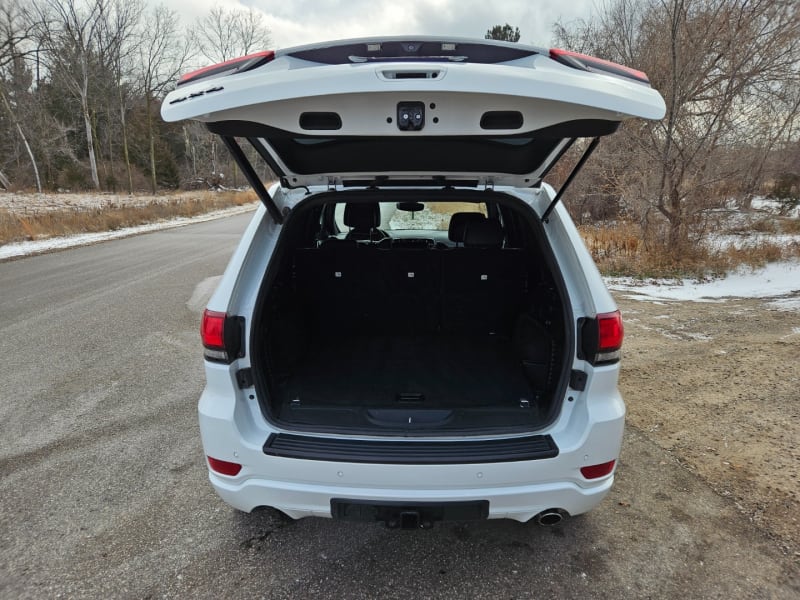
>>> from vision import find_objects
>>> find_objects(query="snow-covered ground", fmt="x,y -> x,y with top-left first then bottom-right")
606,260 -> 800,308
751,196 -> 800,217
0,204 -> 257,261
707,232 -> 800,251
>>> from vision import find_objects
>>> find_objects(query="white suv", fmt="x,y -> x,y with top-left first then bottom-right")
163,37 -> 665,528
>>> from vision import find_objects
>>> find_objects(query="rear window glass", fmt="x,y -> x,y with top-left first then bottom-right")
334,202 -> 487,232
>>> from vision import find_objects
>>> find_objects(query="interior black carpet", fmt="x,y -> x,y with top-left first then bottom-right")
275,332 -> 536,410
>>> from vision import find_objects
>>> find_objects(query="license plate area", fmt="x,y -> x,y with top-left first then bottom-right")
331,499 -> 489,528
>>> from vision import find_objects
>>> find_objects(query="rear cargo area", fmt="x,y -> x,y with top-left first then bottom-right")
252,197 -> 570,434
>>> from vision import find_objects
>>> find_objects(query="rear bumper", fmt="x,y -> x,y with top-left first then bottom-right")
209,468 -> 614,522
198,364 -> 626,522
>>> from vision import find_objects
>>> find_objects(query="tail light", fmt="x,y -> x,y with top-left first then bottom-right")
580,310 -> 624,365
549,48 -> 650,85
207,456 -> 242,476
177,50 -> 275,87
200,309 -> 244,363
581,459 -> 616,479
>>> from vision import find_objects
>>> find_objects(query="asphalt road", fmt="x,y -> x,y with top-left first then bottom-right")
0,214 -> 797,599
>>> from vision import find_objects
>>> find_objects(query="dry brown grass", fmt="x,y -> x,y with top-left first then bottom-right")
579,221 -> 800,279
0,190 -> 257,246
779,217 -> 800,234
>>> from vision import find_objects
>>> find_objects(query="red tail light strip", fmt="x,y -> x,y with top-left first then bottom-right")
550,48 -> 649,85
178,50 -> 275,87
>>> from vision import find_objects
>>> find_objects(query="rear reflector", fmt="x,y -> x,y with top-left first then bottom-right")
581,459 -> 616,479
207,456 -> 242,476
549,48 -> 649,85
178,50 -> 275,87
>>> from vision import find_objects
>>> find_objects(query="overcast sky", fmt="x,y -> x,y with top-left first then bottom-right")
168,0 -> 599,51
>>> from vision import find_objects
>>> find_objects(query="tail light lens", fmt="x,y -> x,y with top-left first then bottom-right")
549,48 -> 650,85
580,310 -> 624,365
178,50 -> 275,86
581,459 -> 616,479
207,456 -> 242,476
200,309 -> 243,363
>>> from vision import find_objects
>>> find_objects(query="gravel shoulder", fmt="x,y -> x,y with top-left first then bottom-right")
616,292 -> 800,554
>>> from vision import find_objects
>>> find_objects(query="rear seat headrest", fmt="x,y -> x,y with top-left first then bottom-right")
344,203 -> 381,230
448,212 -> 486,243
464,219 -> 504,248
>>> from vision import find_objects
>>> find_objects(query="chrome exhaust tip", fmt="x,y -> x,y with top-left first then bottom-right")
535,509 -> 564,526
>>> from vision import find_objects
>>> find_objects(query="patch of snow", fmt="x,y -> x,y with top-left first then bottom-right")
606,260 -> 800,303
767,297 -> 800,312
707,233 -> 800,251
684,332 -> 712,341
779,327 -> 800,341
750,197 -> 783,212
0,204 -> 257,261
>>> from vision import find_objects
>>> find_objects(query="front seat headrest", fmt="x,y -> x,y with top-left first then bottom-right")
344,203 -> 381,231
448,212 -> 486,243
464,219 -> 504,248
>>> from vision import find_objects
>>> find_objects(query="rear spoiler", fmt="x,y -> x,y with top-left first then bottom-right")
175,40 -> 653,89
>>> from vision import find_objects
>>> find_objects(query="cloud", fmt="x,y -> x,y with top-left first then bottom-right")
169,0 -> 597,52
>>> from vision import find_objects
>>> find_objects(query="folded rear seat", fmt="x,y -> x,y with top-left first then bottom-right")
442,219 -> 526,335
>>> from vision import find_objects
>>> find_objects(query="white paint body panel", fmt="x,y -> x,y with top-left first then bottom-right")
171,37 -> 662,521
197,186 -> 626,521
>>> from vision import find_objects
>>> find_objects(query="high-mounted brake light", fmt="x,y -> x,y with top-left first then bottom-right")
580,310 -> 624,365
581,459 -> 616,479
549,48 -> 649,85
177,50 -> 275,87
207,456 -> 242,476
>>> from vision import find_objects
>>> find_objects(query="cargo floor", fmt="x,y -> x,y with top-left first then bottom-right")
272,333 -> 543,431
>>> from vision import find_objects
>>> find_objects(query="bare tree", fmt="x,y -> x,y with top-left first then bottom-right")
0,0 -> 36,70
555,0 -> 800,253
193,5 -> 271,64
98,0 -> 143,194
28,0 -> 108,189
136,4 -> 190,194
0,1 -> 42,191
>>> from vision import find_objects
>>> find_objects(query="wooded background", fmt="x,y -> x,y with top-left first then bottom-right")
2,0 -> 799,256
0,0 -> 270,195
